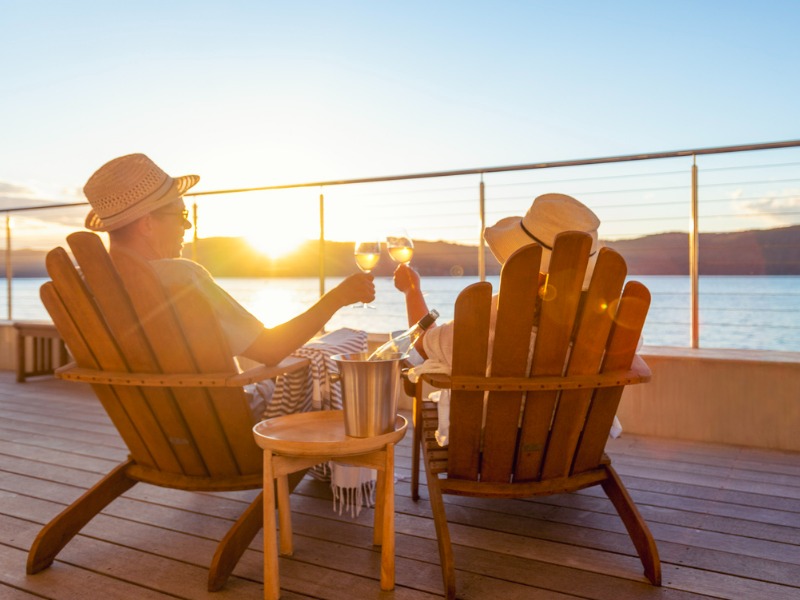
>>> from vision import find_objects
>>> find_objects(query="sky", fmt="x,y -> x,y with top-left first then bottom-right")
2,1 -> 799,249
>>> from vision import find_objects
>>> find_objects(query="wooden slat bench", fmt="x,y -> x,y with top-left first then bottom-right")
13,321 -> 69,382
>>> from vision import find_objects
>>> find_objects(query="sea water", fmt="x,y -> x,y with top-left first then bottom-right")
3,276 -> 799,352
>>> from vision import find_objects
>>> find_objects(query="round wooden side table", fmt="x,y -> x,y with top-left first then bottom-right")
253,410 -> 408,600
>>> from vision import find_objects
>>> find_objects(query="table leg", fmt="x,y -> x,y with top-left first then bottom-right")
380,443 -> 396,591
263,451 -> 280,600
277,474 -> 293,556
373,463 -> 385,546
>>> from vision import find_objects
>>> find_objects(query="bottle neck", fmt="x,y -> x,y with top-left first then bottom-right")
418,312 -> 437,330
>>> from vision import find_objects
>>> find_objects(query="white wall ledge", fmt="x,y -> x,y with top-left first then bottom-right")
641,345 -> 800,365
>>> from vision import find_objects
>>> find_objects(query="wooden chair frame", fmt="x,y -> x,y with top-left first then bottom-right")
409,232 -> 661,598
27,231 -> 309,591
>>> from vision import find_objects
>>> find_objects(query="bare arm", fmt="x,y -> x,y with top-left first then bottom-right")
242,272 -> 374,366
393,263 -> 432,357
393,264 -> 429,325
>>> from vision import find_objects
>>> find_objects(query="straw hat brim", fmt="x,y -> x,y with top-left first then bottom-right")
85,173 -> 199,232
484,216 -> 535,266
484,192 -> 602,288
486,221 -> 603,287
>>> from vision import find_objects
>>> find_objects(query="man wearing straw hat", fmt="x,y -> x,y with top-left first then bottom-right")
393,193 -> 619,445
83,152 -> 375,374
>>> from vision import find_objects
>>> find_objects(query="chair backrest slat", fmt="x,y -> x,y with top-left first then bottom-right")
443,231 -> 650,486
572,281 -> 650,473
109,245 -> 257,477
44,246 -> 179,471
40,279 -> 155,466
68,232 -> 209,476
539,248 -> 627,479
42,232 -> 261,480
447,282 -> 492,480
514,233 -> 590,481
481,245 -> 541,482
166,279 -> 261,474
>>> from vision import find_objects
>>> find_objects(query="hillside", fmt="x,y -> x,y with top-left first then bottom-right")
605,225 -> 800,275
2,225 -> 799,277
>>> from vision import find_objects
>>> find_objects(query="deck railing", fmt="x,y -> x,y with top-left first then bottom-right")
3,139 -> 800,351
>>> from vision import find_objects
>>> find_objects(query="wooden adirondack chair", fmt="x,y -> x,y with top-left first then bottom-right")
410,231 -> 660,598
27,231 -> 309,591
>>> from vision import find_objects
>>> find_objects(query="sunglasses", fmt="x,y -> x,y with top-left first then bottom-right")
153,209 -> 190,222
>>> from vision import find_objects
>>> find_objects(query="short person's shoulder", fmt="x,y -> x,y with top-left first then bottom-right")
150,258 -> 213,286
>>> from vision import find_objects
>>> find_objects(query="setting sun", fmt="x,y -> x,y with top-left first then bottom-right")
192,193 -> 319,259
244,228 -> 303,259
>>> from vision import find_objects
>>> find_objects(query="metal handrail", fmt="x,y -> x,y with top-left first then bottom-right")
2,140 -> 798,212
183,139 -> 800,197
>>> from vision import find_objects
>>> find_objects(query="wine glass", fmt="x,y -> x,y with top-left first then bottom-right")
387,233 -> 414,265
354,240 -> 381,308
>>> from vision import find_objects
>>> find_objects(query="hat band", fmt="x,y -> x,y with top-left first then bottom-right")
519,221 -> 553,250
520,221 -> 597,256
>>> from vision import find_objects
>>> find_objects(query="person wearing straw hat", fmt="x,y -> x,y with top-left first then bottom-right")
394,192 -> 602,364
83,153 -> 376,374
393,193 -> 616,445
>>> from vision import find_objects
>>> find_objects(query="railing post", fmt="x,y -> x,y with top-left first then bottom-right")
690,156 -> 700,348
319,191 -> 326,297
5,214 -> 11,321
479,177 -> 486,282
191,202 -> 198,263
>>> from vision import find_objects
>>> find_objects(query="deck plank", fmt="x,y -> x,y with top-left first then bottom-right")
2,371 -> 799,599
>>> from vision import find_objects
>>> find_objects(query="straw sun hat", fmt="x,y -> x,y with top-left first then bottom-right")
484,193 -> 602,274
84,153 -> 200,232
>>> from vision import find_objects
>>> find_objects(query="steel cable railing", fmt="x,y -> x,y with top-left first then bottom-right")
2,140 -> 799,351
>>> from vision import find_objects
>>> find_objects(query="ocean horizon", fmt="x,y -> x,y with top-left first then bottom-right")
3,275 -> 799,353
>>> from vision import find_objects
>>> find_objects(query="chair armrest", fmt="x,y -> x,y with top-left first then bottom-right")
227,356 -> 310,385
422,354 -> 651,392
55,355 -> 310,388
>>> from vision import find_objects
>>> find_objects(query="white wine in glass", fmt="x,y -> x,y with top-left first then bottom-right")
354,240 -> 381,307
354,240 -> 381,272
387,235 -> 414,265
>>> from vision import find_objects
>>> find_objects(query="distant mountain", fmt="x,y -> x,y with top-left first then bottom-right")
189,226 -> 800,277
3,225 -> 799,277
605,225 -> 800,275
0,249 -> 49,277
188,238 -> 501,278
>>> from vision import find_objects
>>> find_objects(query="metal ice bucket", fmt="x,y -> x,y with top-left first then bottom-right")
330,352 -> 402,437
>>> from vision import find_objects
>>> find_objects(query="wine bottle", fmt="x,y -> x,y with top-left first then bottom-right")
367,309 -> 440,361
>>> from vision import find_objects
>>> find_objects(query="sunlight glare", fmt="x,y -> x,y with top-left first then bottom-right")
244,226 -> 303,259
195,194 -> 315,259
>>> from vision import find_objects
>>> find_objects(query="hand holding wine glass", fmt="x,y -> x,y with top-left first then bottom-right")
387,233 -> 414,265
354,240 -> 381,308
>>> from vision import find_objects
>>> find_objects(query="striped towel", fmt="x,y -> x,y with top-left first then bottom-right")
259,328 -> 377,516
266,327 -> 367,415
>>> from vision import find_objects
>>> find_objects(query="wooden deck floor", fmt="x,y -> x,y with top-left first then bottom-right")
1,371 -> 798,599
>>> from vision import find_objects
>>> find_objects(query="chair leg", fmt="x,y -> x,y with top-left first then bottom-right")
208,470 -> 307,591
27,460 -> 137,574
601,464 -> 662,585
208,493 -> 263,592
411,381 -> 423,501
424,459 -> 456,599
